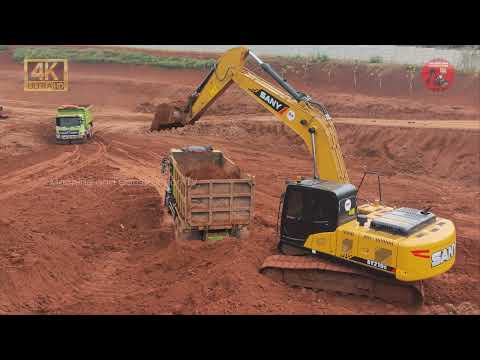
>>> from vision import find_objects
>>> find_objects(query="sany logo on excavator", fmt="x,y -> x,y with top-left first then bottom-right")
252,89 -> 289,113
411,242 -> 456,268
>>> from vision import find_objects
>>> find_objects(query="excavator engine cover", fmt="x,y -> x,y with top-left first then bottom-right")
370,207 -> 436,236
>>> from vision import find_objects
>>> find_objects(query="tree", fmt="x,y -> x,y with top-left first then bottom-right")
353,60 -> 360,89
406,65 -> 418,96
369,66 -> 384,89
323,62 -> 336,83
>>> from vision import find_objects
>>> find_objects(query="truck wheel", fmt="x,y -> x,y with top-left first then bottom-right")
174,217 -> 187,241
174,227 -> 183,241
231,227 -> 239,238
233,227 -> 250,240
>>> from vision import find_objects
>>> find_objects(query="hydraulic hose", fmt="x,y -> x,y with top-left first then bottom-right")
249,51 -> 307,102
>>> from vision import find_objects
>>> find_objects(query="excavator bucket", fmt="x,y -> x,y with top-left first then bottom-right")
150,103 -> 189,131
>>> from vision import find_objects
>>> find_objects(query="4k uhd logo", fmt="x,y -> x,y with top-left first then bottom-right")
24,59 -> 68,91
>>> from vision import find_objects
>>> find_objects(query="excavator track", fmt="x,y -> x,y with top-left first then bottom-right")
260,254 -> 424,306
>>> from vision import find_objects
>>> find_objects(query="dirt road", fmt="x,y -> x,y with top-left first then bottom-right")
0,51 -> 478,314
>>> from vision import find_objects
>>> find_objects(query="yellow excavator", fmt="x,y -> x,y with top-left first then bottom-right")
151,47 -> 456,305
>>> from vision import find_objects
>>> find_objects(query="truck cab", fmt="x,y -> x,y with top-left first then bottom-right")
56,105 -> 94,144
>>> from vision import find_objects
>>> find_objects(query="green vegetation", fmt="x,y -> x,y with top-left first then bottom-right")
283,54 -> 305,63
0,45 -> 8,51
13,47 -> 216,69
369,56 -> 383,64
311,53 -> 330,63
414,45 -> 480,50
282,52 -> 330,64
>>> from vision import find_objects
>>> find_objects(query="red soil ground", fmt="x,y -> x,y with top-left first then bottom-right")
0,49 -> 478,314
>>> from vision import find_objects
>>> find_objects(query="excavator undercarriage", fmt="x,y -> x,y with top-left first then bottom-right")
260,244 -> 424,306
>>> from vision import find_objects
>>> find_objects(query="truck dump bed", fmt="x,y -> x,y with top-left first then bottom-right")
169,148 -> 255,232
57,104 -> 93,113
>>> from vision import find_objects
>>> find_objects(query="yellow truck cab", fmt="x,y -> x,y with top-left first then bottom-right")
56,105 -> 94,144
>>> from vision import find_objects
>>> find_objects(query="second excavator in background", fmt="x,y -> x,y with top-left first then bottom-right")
151,47 -> 456,306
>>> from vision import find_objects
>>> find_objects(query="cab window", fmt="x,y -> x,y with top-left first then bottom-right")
286,189 -> 303,218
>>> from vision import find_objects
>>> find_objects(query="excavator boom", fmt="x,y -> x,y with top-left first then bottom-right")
151,47 -> 349,183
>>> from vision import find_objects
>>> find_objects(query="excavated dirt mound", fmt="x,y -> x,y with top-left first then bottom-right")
183,163 -> 241,180
175,153 -> 242,180
336,123 -> 480,185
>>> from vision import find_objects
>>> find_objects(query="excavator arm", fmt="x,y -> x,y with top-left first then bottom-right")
152,47 -> 349,184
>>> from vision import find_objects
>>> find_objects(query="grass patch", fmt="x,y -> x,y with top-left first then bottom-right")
283,54 -> 305,63
0,45 -> 8,51
311,53 -> 330,63
369,56 -> 383,64
282,52 -> 330,64
13,47 -> 216,70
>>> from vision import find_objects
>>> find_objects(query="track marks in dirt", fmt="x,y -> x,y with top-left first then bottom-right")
107,143 -> 165,195
0,138 -> 108,201
0,149 -> 168,314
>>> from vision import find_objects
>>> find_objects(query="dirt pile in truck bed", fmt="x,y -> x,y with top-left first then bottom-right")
176,154 -> 242,180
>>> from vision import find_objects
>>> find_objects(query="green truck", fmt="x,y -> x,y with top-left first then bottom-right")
55,105 -> 94,144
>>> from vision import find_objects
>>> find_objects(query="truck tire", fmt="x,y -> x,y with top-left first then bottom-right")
174,217 -> 187,241
232,227 -> 250,240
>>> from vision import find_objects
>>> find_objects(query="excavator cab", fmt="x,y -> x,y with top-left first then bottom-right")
280,179 -> 357,248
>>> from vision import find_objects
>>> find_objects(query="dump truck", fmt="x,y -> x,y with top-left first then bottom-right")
55,105 -> 94,144
162,146 -> 255,241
